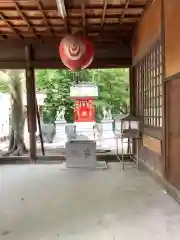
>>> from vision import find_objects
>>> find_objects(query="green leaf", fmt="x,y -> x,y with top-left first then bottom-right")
36,68 -> 130,122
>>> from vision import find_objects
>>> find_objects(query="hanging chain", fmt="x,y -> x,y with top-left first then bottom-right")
73,71 -> 80,84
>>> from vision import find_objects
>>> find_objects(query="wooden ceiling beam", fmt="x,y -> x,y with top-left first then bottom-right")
13,1 -> 40,39
0,23 -> 134,31
0,37 -> 132,52
0,23 -> 134,34
0,14 -> 141,21
92,34 -> 132,40
0,35 -> 131,43
37,0 -> 54,37
65,4 -> 147,10
119,0 -> 130,24
0,59 -> 131,69
0,4 -> 147,11
101,0 -> 108,28
0,28 -> 132,36
81,2 -> 86,33
0,12 -> 23,39
0,30 -> 132,40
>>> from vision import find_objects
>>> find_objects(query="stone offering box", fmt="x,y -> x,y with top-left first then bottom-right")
65,140 -> 96,169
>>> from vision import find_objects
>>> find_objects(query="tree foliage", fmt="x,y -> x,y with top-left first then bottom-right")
0,68 -> 129,123
0,68 -> 129,156
0,71 -> 10,93
36,70 -> 77,123
36,68 -> 129,123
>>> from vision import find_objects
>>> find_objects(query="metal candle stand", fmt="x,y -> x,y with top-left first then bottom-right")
113,114 -> 141,170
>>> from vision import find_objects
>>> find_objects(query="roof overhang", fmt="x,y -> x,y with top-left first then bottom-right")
0,0 -> 153,69
0,38 -> 132,69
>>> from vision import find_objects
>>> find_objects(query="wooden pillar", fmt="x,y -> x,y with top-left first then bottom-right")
25,45 -> 36,161
161,0 -> 167,178
129,66 -> 137,155
129,67 -> 136,115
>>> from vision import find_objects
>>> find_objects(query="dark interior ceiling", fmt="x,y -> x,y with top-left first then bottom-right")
0,0 -> 152,69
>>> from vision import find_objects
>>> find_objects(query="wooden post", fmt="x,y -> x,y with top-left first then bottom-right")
129,67 -> 135,115
25,45 -> 36,162
161,0 -> 167,178
129,67 -> 137,155
35,98 -> 45,156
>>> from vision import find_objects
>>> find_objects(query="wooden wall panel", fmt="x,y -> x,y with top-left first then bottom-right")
132,0 -> 161,59
132,0 -> 162,162
164,0 -> 180,77
142,134 -> 162,156
165,79 -> 180,190
139,146 -> 163,176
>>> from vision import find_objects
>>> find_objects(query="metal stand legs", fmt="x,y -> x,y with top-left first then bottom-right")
116,136 -> 140,170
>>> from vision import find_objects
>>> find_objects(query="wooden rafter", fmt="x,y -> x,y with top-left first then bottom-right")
101,0 -> 108,28
0,0 -> 150,42
13,1 -> 40,39
119,0 -> 131,24
81,2 -> 86,33
0,24 -> 133,35
0,29 -> 131,40
0,4 -> 147,12
37,0 -> 54,37
0,15 -> 140,22
0,12 -> 23,39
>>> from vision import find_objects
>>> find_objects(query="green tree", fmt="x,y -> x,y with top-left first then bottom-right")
87,68 -> 129,119
36,70 -> 77,123
0,68 -> 129,156
36,68 -> 129,123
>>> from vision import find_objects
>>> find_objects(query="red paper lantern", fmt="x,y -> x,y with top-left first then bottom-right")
81,36 -> 94,69
59,35 -> 94,70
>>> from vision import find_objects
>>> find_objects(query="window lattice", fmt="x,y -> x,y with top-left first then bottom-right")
135,40 -> 163,128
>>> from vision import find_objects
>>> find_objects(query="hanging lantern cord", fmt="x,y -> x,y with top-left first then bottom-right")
76,71 -> 80,84
73,71 -> 79,84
